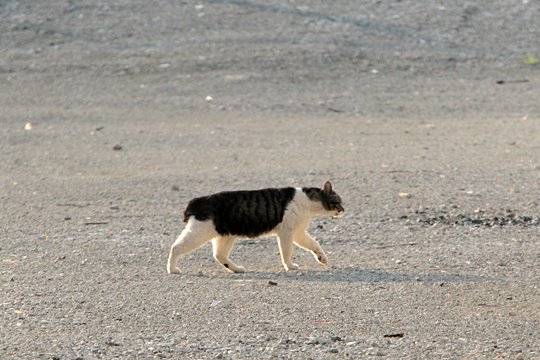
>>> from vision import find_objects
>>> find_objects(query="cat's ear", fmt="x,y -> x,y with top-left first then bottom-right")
322,181 -> 333,193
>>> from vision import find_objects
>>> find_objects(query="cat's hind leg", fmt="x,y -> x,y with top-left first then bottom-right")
293,232 -> 328,266
212,236 -> 245,273
167,218 -> 218,274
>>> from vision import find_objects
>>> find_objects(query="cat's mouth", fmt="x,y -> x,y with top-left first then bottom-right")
332,211 -> 344,219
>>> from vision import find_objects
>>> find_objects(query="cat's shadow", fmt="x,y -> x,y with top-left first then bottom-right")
210,266 -> 493,283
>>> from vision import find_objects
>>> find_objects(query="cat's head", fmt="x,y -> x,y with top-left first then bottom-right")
303,181 -> 344,218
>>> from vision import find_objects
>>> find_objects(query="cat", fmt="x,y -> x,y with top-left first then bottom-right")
167,181 -> 344,274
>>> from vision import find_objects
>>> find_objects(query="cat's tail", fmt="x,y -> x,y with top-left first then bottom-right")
183,198 -> 199,222
183,196 -> 212,223
183,208 -> 192,223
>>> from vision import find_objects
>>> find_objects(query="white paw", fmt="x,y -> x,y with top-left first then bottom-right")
315,252 -> 328,266
285,263 -> 299,271
222,261 -> 246,273
167,267 -> 181,275
232,266 -> 246,273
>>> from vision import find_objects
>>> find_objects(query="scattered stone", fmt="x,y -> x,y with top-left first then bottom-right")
327,107 -> 344,113
105,340 -> 121,346
268,281 -> 278,286
172,185 -> 180,191
383,333 -> 404,338
113,144 -> 123,151
13,23 -> 33,31
401,207 -> 540,228
327,348 -> 339,353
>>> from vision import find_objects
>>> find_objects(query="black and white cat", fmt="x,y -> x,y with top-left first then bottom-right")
167,181 -> 344,274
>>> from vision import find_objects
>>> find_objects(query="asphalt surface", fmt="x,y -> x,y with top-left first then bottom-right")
1,1 -> 540,359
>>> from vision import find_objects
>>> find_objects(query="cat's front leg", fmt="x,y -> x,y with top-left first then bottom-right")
294,232 -> 328,266
277,232 -> 299,271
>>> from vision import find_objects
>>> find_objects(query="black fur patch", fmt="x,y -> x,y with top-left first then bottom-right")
302,187 -> 322,202
183,187 -> 296,237
302,186 -> 344,212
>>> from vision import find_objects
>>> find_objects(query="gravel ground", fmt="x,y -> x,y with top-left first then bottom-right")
1,1 -> 540,359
